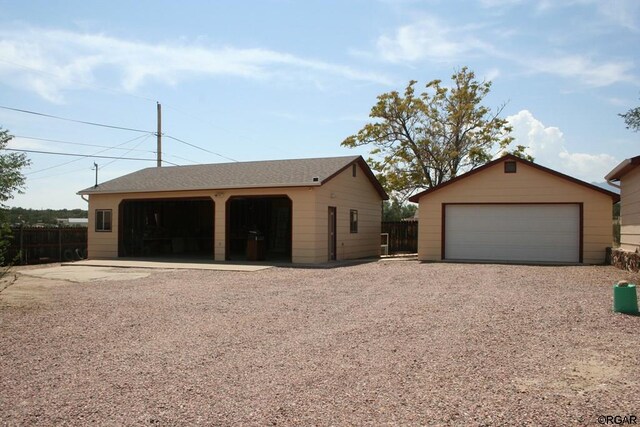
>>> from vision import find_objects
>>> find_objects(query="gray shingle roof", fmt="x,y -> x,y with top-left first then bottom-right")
78,155 -> 387,199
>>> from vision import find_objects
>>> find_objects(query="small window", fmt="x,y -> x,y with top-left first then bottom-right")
350,209 -> 358,233
504,161 -> 517,173
352,164 -> 357,177
95,209 -> 112,232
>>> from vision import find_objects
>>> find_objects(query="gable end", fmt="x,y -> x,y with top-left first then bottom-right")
408,154 -> 620,203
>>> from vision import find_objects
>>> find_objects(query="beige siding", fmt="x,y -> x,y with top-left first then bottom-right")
416,160 -> 615,264
316,164 -> 382,262
620,167 -> 640,251
88,195 -> 121,259
87,190 -> 217,260
213,187 -> 317,263
86,167 -> 383,264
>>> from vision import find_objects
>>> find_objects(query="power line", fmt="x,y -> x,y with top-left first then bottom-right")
100,134 -> 155,169
163,103 -> 289,157
23,134 -> 152,176
27,157 -> 179,182
164,135 -> 238,162
27,165 -> 96,182
166,153 -> 199,164
0,105 -> 153,133
1,103 -> 238,164
0,60 -> 265,162
2,148 -> 157,161
14,135 -> 156,153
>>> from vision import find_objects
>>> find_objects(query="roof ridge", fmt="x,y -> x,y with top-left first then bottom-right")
148,154 -> 362,170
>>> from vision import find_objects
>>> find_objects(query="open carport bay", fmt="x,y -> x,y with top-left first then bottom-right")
1,262 -> 638,425
119,198 -> 214,258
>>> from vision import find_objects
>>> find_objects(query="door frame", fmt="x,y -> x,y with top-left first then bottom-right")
328,206 -> 337,261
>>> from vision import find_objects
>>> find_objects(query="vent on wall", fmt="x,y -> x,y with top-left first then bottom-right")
504,161 -> 517,173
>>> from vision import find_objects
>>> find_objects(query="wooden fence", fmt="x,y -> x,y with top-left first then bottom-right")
3,223 -> 415,264
381,221 -> 418,254
4,226 -> 88,265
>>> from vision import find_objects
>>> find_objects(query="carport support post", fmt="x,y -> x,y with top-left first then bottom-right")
214,197 -> 226,261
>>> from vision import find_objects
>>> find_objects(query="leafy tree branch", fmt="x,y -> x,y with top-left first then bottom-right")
342,67 -> 531,202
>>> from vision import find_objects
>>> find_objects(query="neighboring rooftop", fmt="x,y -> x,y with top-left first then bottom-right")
605,155 -> 640,182
78,155 -> 388,199
408,154 -> 620,203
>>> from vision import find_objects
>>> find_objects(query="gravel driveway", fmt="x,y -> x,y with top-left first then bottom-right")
1,261 -> 639,426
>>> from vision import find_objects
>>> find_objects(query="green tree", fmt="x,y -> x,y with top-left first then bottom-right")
5,207 -> 87,225
0,128 -> 30,274
382,200 -> 417,221
342,67 -> 530,200
620,99 -> 639,131
0,128 -> 29,206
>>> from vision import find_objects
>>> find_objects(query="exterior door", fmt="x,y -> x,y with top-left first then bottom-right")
328,206 -> 337,261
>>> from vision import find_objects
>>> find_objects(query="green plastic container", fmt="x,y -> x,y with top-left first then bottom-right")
613,283 -> 638,314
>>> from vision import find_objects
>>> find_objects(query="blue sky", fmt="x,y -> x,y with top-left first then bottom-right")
0,0 -> 638,209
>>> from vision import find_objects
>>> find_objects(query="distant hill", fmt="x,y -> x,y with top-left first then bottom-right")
591,181 -> 620,194
2,207 -> 88,226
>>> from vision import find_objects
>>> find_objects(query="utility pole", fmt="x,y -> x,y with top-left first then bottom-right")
157,102 -> 162,167
93,162 -> 98,187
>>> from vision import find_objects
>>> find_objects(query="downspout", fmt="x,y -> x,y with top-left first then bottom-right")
80,195 -> 89,203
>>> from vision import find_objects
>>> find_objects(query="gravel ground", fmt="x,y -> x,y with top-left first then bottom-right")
1,261 -> 639,426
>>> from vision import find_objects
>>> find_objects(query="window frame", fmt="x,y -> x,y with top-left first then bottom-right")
95,209 -> 112,232
350,209 -> 358,233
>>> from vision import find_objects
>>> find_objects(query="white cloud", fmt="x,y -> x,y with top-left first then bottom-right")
479,0 -> 524,8
484,67 -> 501,82
373,10 -> 637,87
597,0 -> 640,32
6,136 -> 49,151
534,0 -> 640,31
375,17 -> 493,63
0,27 -> 393,102
524,55 -> 637,87
507,109 -> 618,182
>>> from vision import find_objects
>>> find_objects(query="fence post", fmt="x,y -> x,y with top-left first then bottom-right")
59,227 -> 62,262
19,224 -> 24,264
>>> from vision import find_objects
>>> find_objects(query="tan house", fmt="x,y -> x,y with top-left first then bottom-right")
605,155 -> 640,270
78,156 -> 388,264
408,154 -> 619,264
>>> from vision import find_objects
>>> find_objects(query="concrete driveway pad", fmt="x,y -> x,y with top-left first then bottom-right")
66,259 -> 272,271
17,265 -> 153,282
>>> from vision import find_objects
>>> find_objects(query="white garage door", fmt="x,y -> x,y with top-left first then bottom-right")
444,204 -> 580,263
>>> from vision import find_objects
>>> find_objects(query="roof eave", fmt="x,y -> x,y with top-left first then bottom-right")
77,181 -> 323,196
605,156 -> 640,181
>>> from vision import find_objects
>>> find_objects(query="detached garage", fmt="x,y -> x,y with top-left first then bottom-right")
79,155 -> 388,264
409,155 -> 619,264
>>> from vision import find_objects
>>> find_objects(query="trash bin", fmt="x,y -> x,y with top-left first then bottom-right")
613,281 -> 638,314
246,231 -> 265,261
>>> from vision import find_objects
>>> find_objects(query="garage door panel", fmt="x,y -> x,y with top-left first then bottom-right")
444,204 -> 580,263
